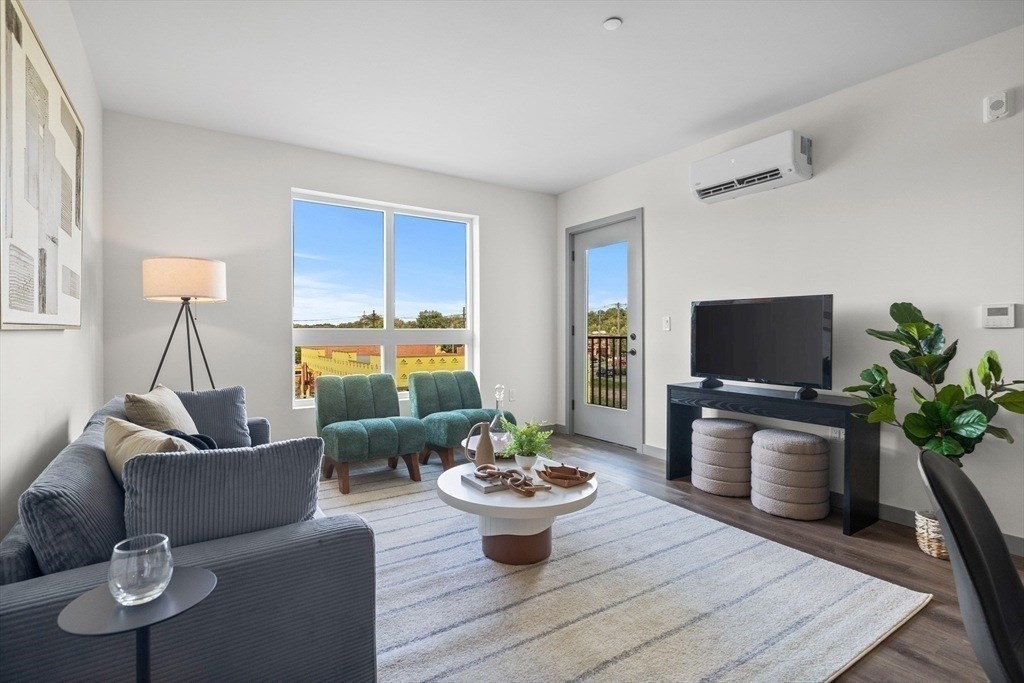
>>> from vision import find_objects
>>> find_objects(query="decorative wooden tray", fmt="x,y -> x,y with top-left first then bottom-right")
537,464 -> 595,488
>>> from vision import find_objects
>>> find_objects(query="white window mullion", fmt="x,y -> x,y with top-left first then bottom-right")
384,209 -> 397,376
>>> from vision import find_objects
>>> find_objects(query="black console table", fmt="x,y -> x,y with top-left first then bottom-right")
667,382 -> 880,535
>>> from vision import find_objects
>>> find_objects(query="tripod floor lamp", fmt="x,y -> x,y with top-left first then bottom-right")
143,257 -> 227,391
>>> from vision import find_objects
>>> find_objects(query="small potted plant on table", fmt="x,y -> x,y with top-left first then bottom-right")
845,302 -> 1023,558
500,418 -> 554,471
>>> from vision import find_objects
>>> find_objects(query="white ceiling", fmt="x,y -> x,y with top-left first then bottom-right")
70,0 -> 1023,194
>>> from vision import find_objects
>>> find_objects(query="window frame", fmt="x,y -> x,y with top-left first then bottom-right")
291,188 -> 477,408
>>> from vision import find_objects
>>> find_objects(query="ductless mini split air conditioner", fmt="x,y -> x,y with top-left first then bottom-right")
689,130 -> 813,203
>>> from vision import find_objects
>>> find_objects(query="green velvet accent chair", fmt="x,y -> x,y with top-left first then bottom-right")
408,370 -> 515,469
315,374 -> 426,493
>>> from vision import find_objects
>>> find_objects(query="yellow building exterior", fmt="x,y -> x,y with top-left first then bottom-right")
295,345 -> 466,398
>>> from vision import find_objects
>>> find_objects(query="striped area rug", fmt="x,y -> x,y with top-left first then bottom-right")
319,462 -> 931,683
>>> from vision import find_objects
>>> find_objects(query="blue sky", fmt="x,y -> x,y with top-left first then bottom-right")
292,200 -> 466,324
587,241 -> 628,311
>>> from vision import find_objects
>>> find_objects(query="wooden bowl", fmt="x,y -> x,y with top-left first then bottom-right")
537,464 -> 595,488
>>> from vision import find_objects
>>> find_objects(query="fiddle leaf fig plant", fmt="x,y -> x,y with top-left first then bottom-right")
845,302 -> 1023,465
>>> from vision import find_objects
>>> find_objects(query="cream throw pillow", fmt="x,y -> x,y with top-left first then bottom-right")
124,385 -> 198,434
104,417 -> 196,485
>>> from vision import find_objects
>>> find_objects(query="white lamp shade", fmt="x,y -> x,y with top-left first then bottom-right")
143,257 -> 227,303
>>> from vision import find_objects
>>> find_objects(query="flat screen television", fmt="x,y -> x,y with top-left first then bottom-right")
691,294 -> 833,393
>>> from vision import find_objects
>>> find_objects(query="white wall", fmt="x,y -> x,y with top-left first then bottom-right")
556,27 -> 1024,537
103,113 -> 557,442
0,0 -> 104,534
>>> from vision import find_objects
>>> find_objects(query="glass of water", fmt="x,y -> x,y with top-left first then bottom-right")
108,534 -> 173,606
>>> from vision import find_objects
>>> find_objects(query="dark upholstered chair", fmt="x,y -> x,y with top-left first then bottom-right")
408,370 -> 515,469
316,374 -> 426,493
918,451 -> 1024,683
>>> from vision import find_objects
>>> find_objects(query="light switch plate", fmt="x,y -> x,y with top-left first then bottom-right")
662,316 -> 671,331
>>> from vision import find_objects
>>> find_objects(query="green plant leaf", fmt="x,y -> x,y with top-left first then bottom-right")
984,425 -> 1015,444
865,329 -> 915,347
952,432 -> 978,454
933,340 -> 958,384
978,352 -> 994,388
936,384 -> 965,407
843,384 -> 873,394
864,394 -> 896,424
994,390 -> 1024,415
983,351 -> 1002,382
950,409 -> 987,439
898,322 -> 933,341
889,302 -> 925,324
961,368 -> 977,397
910,387 -> 927,405
920,324 -> 945,355
903,412 -> 935,439
921,400 -> 952,428
908,354 -> 950,384
890,349 -> 923,379
924,435 -> 965,456
960,394 -> 999,420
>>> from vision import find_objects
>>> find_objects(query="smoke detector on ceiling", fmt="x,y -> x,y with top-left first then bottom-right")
603,17 -> 623,31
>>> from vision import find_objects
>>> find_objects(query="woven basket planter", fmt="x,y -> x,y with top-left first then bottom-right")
915,510 -> 949,560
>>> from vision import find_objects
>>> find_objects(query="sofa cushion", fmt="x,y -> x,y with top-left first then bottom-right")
0,521 -> 41,585
104,417 -> 196,485
175,385 -> 251,448
125,385 -> 198,434
322,417 -> 425,462
420,409 -> 515,448
123,437 -> 322,547
18,423 -> 126,575
421,411 -> 473,449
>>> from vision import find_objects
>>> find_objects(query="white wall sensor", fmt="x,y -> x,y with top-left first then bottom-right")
983,92 -> 1011,123
982,303 -> 1015,328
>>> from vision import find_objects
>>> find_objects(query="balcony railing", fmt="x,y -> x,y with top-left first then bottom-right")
587,335 -> 627,410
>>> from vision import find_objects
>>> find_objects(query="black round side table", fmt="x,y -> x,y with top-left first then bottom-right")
58,566 -> 216,683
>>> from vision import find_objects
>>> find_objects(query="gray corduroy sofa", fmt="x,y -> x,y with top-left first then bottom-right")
0,397 -> 376,681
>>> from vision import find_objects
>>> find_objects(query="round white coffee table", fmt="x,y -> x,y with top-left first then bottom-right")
436,457 -> 598,564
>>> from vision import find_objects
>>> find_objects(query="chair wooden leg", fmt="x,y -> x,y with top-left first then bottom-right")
401,453 -> 421,482
418,448 -> 432,465
439,447 -> 455,470
337,462 -> 350,494
321,458 -> 335,480
387,457 -> 399,469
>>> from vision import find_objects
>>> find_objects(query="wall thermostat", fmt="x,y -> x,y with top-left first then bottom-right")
982,303 -> 1015,328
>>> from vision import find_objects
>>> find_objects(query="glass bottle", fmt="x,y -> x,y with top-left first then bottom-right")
489,384 -> 508,452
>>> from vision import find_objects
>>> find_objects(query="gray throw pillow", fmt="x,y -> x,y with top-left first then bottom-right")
175,385 -> 251,448
125,385 -> 199,434
122,437 -> 322,547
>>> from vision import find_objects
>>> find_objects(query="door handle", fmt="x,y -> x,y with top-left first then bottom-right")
628,349 -> 637,356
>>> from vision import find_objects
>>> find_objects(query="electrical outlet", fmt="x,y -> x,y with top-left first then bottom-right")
509,388 -> 517,402
829,427 -> 845,441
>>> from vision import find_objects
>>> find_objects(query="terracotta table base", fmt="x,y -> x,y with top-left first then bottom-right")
481,528 -> 553,565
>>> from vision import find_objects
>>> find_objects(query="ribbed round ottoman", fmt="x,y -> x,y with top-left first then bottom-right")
690,418 -> 756,497
750,429 -> 830,520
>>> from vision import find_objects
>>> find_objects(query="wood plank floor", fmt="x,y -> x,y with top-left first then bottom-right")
549,433 -> 1024,683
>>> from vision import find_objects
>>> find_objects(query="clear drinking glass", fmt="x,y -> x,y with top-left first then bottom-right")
108,534 -> 173,606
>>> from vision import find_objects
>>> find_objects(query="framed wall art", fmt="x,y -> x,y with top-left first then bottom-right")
1,0 -> 84,330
